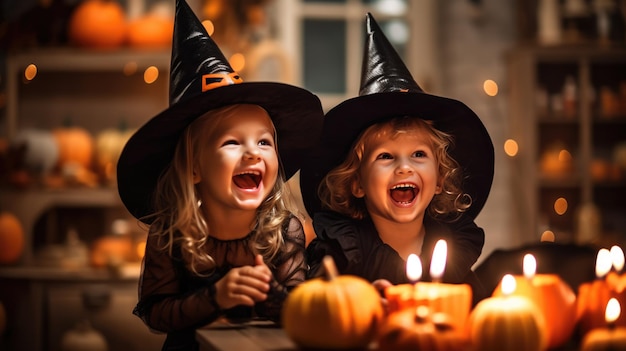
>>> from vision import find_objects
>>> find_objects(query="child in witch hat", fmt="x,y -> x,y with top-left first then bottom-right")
301,13 -> 494,304
116,0 -> 323,349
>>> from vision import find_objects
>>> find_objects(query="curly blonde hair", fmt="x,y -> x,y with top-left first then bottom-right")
319,116 -> 470,221
143,104 -> 294,275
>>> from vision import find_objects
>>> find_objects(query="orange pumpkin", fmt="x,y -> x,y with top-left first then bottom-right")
53,126 -> 94,170
282,256 -> 383,349
492,274 -> 577,348
469,276 -> 547,351
90,235 -> 133,268
378,307 -> 468,351
68,0 -> 127,48
0,212 -> 25,265
127,14 -> 173,48
577,277 -> 626,335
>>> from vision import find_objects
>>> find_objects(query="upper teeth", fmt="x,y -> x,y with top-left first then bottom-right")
237,170 -> 261,176
392,183 -> 415,189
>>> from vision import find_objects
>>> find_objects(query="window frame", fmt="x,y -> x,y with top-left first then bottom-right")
273,0 -> 440,111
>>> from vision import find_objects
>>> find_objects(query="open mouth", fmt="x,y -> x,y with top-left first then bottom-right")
389,183 -> 418,204
233,171 -> 262,189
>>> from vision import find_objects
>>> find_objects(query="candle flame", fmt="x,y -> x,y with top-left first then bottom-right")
430,240 -> 447,280
501,274 -> 516,296
606,298 -> 621,324
523,254 -> 537,279
406,253 -> 422,282
596,248 -> 613,278
611,246 -> 625,272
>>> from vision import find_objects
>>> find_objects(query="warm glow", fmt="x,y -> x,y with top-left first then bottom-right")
558,149 -> 572,162
202,20 -> 215,36
24,64 -> 37,81
430,240 -> 447,280
541,230 -> 555,242
611,246 -> 625,272
501,274 -> 516,296
136,241 -> 146,259
554,197 -> 568,215
123,61 -> 138,76
523,254 -> 537,279
483,79 -> 498,96
596,248 -> 613,278
504,139 -> 518,157
144,66 -> 159,84
406,253 -> 422,282
606,298 -> 621,324
229,53 -> 246,72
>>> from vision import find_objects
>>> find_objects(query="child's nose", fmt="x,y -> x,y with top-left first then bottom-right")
244,146 -> 262,160
395,161 -> 413,174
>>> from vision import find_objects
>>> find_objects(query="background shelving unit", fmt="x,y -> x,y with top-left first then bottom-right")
508,45 -> 626,245
0,48 -> 170,351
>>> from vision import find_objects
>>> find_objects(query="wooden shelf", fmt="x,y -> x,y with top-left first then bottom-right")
508,45 -> 626,244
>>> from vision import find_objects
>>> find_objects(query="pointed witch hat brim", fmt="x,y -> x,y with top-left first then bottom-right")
117,0 -> 324,223
300,13 -> 494,220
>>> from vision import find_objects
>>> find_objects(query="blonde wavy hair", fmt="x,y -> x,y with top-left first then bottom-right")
319,116 -> 471,221
143,104 -> 294,276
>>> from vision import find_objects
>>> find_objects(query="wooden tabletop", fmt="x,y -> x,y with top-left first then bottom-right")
196,319 -> 298,351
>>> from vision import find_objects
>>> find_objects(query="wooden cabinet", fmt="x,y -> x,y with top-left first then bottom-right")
0,268 -> 165,351
507,45 -> 626,245
0,48 -> 170,351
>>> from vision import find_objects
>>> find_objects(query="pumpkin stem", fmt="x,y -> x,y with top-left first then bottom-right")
322,255 -> 339,281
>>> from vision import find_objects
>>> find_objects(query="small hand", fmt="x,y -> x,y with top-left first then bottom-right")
372,279 -> 392,315
214,254 -> 272,309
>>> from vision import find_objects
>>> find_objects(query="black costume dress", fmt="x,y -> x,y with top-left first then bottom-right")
133,216 -> 307,351
306,211 -> 487,304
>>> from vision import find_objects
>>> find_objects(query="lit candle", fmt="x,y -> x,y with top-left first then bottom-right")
385,240 -> 472,336
415,240 -> 471,335
406,253 -> 422,283
430,239 -> 447,283
578,248 -> 626,335
469,274 -> 548,351
611,246 -> 625,273
581,298 -> 626,350
607,246 -> 626,293
493,254 -> 577,348
385,253 -> 422,313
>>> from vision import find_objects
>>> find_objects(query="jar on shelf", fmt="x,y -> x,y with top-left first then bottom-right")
538,0 -> 563,45
562,75 -> 578,118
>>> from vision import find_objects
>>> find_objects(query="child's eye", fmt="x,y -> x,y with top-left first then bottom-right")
376,152 -> 393,160
222,139 -> 238,146
259,139 -> 273,147
413,150 -> 427,158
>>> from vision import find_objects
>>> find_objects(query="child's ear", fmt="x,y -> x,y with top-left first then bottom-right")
435,178 -> 443,194
192,167 -> 201,184
351,179 -> 365,198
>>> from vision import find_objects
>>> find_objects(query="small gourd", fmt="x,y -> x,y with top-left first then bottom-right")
0,212 -> 25,265
282,256 -> 383,349
94,123 -> 135,184
378,306 -> 468,351
53,123 -> 94,171
12,129 -> 59,175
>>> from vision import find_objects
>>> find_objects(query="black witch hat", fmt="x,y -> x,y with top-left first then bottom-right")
300,13 -> 494,220
117,0 -> 323,222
